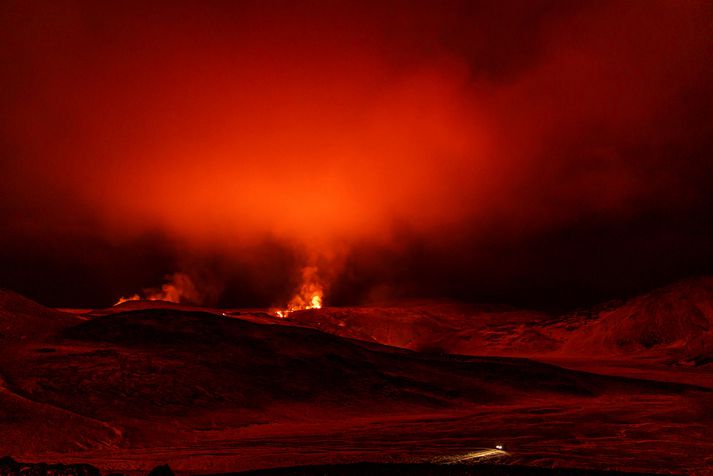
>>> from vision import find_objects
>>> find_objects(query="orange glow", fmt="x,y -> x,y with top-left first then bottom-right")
114,273 -> 199,306
273,266 -> 324,318
7,0 -> 703,256
114,294 -> 141,306
5,1 -> 706,248
2,1 -> 711,308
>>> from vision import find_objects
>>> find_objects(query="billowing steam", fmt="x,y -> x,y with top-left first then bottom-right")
115,272 -> 200,306
1,1 -> 712,307
273,266 -> 324,317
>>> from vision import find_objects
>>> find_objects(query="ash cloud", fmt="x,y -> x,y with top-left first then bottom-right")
1,0 -> 712,308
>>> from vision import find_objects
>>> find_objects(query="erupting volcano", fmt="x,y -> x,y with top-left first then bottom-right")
2,0 -> 713,475
273,266 -> 324,317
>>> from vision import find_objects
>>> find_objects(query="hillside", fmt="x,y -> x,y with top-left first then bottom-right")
561,277 -> 713,361
280,279 -> 713,364
283,304 -> 557,356
0,291 -> 710,473
0,289 -> 83,341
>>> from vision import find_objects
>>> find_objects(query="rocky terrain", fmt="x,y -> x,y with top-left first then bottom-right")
283,278 -> 713,365
1,281 -> 712,474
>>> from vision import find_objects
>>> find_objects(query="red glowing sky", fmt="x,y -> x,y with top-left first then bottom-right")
1,1 -> 712,307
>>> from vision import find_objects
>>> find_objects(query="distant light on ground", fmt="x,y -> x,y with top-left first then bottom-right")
433,448 -> 510,464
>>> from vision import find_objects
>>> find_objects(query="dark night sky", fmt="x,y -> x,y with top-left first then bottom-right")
1,0 -> 712,309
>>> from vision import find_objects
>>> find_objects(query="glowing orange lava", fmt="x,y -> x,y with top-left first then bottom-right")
273,266 -> 323,318
114,294 -> 142,305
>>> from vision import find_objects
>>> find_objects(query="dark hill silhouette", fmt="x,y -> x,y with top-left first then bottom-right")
0,289 -> 82,341
563,277 -> 713,361
0,288 -> 710,473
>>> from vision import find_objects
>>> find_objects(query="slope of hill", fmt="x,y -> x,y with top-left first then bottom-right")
283,304 -> 558,356
0,302 -> 704,458
0,290 -> 711,473
43,308 -> 697,419
561,277 -> 713,361
0,289 -> 83,341
280,278 -> 713,364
